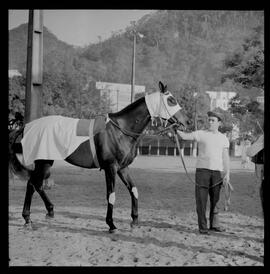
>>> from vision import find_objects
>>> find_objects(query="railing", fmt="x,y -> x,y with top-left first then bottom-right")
137,135 -> 195,156
138,135 -> 235,157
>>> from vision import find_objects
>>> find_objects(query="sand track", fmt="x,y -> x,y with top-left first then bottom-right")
9,205 -> 264,266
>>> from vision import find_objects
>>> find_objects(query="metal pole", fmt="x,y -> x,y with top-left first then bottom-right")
131,32 -> 136,103
194,99 -> 197,131
24,10 -> 43,123
193,95 -> 198,157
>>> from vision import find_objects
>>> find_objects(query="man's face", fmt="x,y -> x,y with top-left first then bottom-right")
208,116 -> 220,131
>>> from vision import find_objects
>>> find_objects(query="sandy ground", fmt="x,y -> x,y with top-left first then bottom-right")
9,156 -> 264,266
9,205 -> 263,266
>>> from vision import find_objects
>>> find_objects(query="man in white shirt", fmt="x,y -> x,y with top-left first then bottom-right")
177,111 -> 230,234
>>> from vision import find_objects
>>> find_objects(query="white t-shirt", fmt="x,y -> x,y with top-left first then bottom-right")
191,130 -> 229,171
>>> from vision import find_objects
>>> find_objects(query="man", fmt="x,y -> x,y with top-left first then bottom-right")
177,111 -> 230,234
246,134 -> 264,217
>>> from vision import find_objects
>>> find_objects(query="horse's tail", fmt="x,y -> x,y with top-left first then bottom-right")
9,127 -> 31,181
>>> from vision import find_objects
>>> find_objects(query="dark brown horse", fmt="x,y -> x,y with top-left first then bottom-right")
9,82 -> 189,232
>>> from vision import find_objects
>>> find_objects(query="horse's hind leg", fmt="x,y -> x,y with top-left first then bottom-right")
34,160 -> 55,218
104,165 -> 117,233
22,160 -> 54,225
117,167 -> 138,227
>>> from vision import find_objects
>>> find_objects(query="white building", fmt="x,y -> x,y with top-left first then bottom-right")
95,81 -> 145,112
205,91 -> 236,111
9,69 -> 22,78
256,94 -> 264,111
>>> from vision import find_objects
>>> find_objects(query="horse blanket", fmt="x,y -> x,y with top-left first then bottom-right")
21,115 -> 106,167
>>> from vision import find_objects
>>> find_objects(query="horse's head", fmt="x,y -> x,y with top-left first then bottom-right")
145,81 -> 190,130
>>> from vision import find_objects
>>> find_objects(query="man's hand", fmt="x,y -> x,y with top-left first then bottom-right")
166,129 -> 176,142
176,130 -> 195,141
223,172 -> 230,186
172,123 -> 180,131
223,172 -> 233,193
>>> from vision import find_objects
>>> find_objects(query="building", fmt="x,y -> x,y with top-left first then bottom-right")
205,91 -> 236,111
256,96 -> 264,104
93,81 -> 145,112
255,91 -> 264,110
9,69 -> 22,78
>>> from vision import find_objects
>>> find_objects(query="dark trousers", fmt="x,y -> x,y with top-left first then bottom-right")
195,168 -> 222,230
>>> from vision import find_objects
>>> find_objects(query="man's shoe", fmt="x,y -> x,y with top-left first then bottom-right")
199,229 -> 209,235
209,227 -> 225,232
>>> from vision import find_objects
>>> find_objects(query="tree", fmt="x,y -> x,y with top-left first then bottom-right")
9,76 -> 25,121
228,94 -> 263,138
222,26 -> 264,90
134,92 -> 145,101
173,83 -> 210,131
228,94 -> 249,116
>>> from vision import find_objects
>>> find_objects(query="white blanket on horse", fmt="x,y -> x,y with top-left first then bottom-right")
21,115 -> 88,166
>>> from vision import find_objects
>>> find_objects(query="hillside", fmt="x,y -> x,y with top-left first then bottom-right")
9,11 -> 263,92
78,10 -> 263,91
9,23 -> 77,74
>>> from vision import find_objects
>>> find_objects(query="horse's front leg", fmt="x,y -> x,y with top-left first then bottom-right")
117,167 -> 139,228
104,165 -> 117,233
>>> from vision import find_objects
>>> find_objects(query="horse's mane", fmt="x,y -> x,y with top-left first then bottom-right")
109,96 -> 145,117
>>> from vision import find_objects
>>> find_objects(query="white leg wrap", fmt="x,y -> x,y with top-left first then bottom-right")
108,192 -> 116,205
131,187 -> 138,199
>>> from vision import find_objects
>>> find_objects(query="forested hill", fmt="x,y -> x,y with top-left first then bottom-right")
9,23 -> 77,74
9,10 -> 263,92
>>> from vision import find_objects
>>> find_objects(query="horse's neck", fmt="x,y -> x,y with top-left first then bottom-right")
111,98 -> 151,134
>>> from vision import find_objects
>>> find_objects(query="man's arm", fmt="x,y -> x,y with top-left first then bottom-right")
222,147 -> 230,184
176,130 -> 196,140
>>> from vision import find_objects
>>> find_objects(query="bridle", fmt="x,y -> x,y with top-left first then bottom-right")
108,92 -> 183,141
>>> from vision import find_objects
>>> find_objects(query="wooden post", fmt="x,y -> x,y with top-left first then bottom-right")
130,32 -> 136,103
157,137 -> 160,156
24,10 -> 43,123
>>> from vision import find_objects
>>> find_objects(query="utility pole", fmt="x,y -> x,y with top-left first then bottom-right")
130,28 -> 136,103
193,92 -> 198,157
130,22 -> 144,103
24,10 -> 43,123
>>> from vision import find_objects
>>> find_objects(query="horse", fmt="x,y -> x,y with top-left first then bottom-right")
9,81 -> 190,232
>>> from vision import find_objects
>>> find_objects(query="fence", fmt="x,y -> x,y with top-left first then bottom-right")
137,135 -> 194,156
137,135 -> 235,157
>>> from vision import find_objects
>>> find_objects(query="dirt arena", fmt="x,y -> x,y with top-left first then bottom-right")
9,156 -> 264,266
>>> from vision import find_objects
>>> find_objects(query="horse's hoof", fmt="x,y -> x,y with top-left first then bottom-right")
23,222 -> 33,230
46,212 -> 54,219
130,219 -> 139,228
109,226 -> 117,233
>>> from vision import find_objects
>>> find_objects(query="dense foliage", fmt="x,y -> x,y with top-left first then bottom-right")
222,26 -> 264,90
223,26 -> 264,138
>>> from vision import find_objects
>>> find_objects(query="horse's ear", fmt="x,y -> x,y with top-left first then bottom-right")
164,85 -> 167,92
159,81 -> 165,93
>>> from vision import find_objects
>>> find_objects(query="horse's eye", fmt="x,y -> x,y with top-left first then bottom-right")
167,96 -> 177,106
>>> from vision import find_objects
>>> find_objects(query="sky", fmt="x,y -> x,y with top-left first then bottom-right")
8,9 -> 155,47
